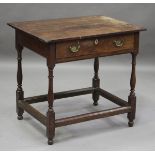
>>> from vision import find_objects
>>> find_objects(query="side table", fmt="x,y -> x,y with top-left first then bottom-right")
8,16 -> 146,145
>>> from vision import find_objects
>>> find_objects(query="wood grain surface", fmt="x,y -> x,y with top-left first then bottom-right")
56,33 -> 134,61
8,15 -> 145,43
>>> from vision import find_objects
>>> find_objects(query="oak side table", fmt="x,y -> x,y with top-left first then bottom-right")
8,16 -> 146,145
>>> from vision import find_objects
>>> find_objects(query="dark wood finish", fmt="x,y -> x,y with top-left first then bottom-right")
8,16 -> 145,43
46,66 -> 55,145
47,108 -> 55,145
92,57 -> 100,106
56,34 -> 134,62
16,30 -> 49,58
128,53 -> 137,127
56,49 -> 133,63
55,106 -> 131,127
46,45 -> 56,145
24,94 -> 48,104
8,16 -> 146,145
24,87 -> 94,104
134,32 -> 139,53
54,87 -> 94,99
98,88 -> 129,107
16,40 -> 24,120
18,100 -> 47,126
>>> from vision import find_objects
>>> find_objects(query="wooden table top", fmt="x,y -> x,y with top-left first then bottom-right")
8,15 -> 146,43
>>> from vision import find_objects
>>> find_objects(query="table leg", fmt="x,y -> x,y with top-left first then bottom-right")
16,44 -> 24,120
128,53 -> 137,127
46,65 -> 55,145
92,57 -> 100,106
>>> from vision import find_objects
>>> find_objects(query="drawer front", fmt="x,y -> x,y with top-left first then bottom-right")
56,34 -> 134,62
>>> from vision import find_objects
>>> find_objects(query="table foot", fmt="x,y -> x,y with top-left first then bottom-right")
48,139 -> 53,145
93,102 -> 98,106
16,106 -> 24,120
17,115 -> 23,120
128,121 -> 134,127
127,112 -> 135,127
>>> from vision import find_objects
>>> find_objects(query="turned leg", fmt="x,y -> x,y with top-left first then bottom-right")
128,53 -> 137,127
92,57 -> 100,106
46,65 -> 55,145
16,44 -> 24,120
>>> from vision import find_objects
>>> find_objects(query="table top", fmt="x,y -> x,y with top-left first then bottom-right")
8,15 -> 146,43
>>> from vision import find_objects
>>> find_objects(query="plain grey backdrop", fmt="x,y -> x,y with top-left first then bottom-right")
0,3 -> 155,150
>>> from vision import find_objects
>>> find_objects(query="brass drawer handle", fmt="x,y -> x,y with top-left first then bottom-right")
69,42 -> 80,53
113,39 -> 124,47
